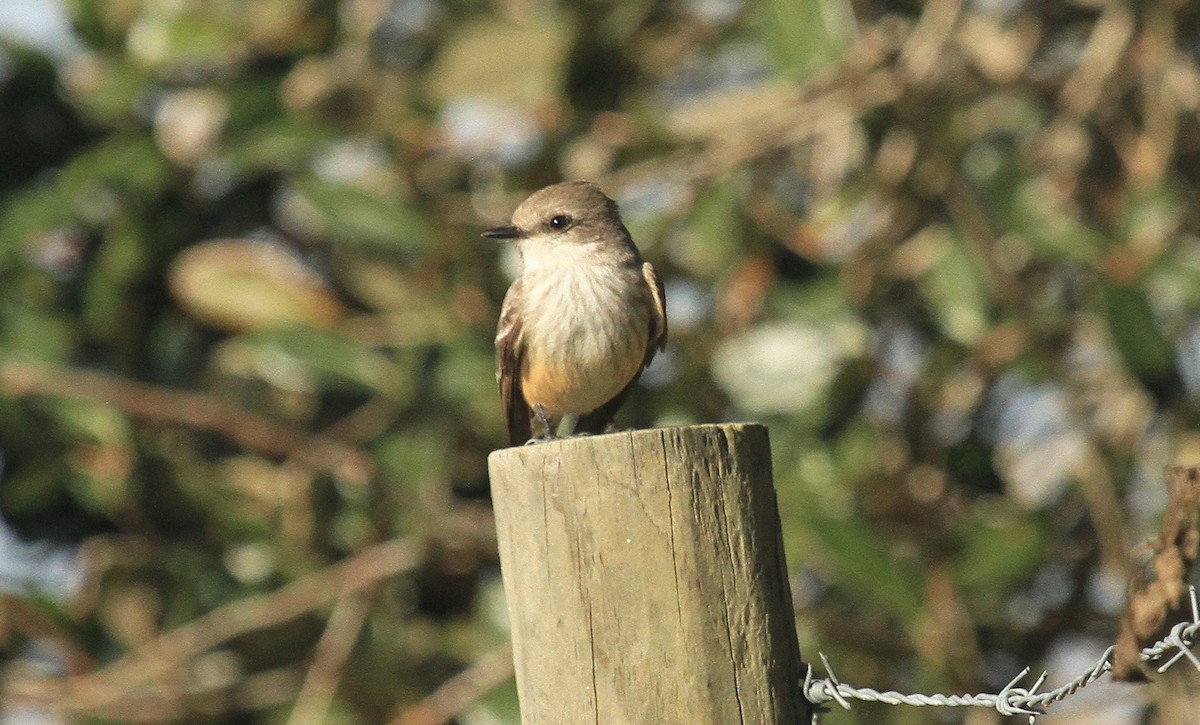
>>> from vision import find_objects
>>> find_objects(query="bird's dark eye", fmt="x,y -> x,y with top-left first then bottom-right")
549,214 -> 573,231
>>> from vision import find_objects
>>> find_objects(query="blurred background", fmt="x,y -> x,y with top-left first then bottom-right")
0,0 -> 1198,722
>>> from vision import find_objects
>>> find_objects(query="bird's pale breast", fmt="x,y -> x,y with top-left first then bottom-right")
518,262 -> 651,417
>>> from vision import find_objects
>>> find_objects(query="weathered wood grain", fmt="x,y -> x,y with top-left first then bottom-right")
487,423 -> 811,724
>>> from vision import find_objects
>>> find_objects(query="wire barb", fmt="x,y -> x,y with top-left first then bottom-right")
817,652 -> 853,710
799,585 -> 1200,721
995,667 -> 1041,717
1156,619 -> 1200,674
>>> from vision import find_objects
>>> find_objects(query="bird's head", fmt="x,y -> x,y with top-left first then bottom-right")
482,181 -> 635,268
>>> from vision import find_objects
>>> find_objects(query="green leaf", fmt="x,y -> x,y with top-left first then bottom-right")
1101,281 -> 1175,385
0,185 -> 73,261
287,178 -> 431,253
0,458 -> 69,519
82,218 -> 152,339
965,135 -> 1105,265
778,429 -> 923,623
24,589 -> 87,642
915,226 -> 990,345
810,510 -> 924,623
239,326 -> 413,396
59,136 -> 171,203
0,301 -> 78,360
224,118 -> 334,175
689,178 -> 744,274
373,429 -> 453,535
128,11 -> 242,71
68,55 -> 148,124
43,397 -> 131,444
954,506 -> 1044,597
478,678 -> 522,723
436,341 -> 505,434
761,0 -> 854,79
375,429 -> 450,497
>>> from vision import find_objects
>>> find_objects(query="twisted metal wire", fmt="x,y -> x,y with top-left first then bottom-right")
801,586 -> 1200,722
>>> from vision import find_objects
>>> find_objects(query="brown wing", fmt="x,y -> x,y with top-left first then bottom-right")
575,261 -> 668,434
496,280 -> 531,446
643,261 -> 668,363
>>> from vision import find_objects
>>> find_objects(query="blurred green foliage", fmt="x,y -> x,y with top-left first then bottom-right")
1,0 -> 1199,722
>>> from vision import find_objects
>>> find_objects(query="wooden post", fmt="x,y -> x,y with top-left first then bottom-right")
487,423 -> 812,724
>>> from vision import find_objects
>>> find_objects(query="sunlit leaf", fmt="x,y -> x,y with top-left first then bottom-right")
712,322 -> 845,414
167,238 -> 342,333
909,226 -> 991,345
426,15 -> 572,108
62,53 -> 149,124
760,0 -> 854,79
127,11 -> 245,72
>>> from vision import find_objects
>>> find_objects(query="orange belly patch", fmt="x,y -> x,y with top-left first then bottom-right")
520,347 -> 643,417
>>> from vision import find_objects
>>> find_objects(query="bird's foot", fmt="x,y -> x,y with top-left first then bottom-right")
533,403 -> 556,437
524,406 -> 559,445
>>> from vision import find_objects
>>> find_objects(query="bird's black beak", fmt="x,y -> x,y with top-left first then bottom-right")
482,225 -> 523,240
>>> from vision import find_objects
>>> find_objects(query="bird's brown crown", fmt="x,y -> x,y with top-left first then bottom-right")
510,180 -> 625,242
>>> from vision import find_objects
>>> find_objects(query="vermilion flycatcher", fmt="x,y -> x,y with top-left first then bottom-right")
485,180 -> 668,446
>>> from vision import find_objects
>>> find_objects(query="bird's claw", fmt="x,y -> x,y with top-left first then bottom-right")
533,403 -> 556,439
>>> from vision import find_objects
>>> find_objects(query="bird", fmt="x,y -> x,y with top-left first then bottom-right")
485,180 -> 667,446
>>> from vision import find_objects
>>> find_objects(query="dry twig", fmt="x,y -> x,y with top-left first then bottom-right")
1112,465 -> 1200,680
0,358 -> 372,484
4,537 -> 425,715
390,643 -> 515,725
286,590 -> 375,725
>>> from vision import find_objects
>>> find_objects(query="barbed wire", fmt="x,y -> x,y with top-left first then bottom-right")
801,586 -> 1200,722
